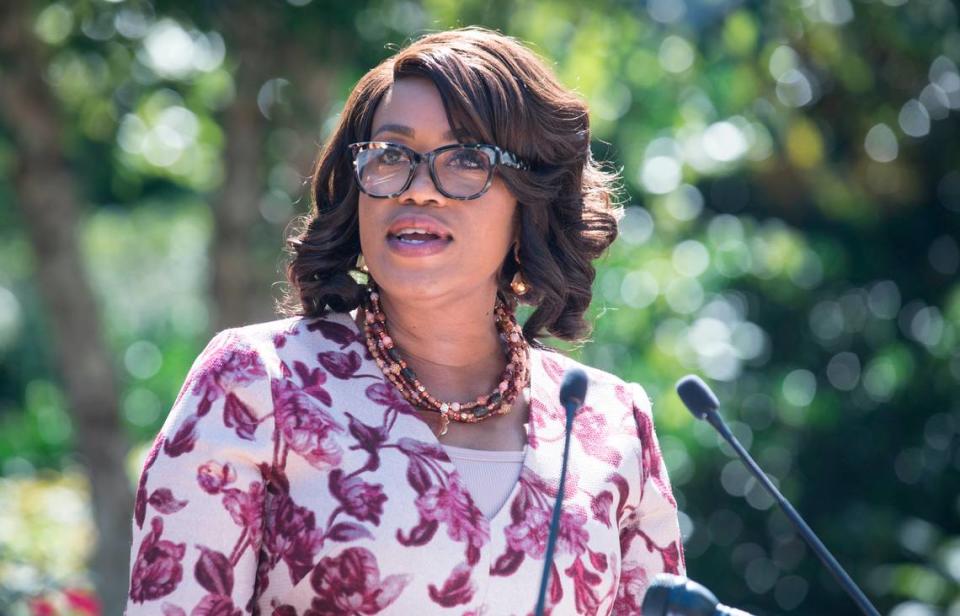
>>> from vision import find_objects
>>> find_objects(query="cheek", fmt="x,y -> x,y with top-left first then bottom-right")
486,186 -> 519,243
469,196 -> 517,260
357,198 -> 381,250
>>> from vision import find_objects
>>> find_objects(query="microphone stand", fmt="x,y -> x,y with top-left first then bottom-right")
534,369 -> 587,616
705,412 -> 879,616
677,375 -> 880,616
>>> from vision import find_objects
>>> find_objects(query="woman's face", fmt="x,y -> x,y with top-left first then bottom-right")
357,77 -> 518,307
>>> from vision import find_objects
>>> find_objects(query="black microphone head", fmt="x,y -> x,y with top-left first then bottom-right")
559,368 -> 589,409
641,574 -> 682,616
675,374 -> 720,420
642,574 -> 720,616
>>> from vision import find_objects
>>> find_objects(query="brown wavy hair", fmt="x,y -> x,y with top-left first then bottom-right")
279,26 -> 622,344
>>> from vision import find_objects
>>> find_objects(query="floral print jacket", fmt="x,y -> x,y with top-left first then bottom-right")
125,312 -> 684,615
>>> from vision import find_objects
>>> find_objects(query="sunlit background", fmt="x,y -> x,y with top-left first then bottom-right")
1,0 -> 959,614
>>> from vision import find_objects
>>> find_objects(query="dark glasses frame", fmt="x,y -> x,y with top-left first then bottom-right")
348,140 -> 530,200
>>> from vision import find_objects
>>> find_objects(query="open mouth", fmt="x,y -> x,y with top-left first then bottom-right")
388,230 -> 452,244
384,216 -> 454,256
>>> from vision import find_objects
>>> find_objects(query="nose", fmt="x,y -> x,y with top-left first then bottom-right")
400,158 -> 444,205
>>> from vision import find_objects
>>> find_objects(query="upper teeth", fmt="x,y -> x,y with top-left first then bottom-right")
394,228 -> 437,237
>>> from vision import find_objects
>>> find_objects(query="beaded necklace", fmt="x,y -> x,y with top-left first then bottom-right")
361,283 -> 530,437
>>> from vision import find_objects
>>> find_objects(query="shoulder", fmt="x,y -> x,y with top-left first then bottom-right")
207,311 -> 365,366
215,311 -> 359,349
532,345 -> 652,418
181,312 -> 366,395
171,312 -> 366,422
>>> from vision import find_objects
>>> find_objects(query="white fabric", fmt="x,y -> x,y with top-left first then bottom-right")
441,443 -> 526,519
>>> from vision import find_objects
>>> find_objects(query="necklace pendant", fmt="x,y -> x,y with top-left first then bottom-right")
437,412 -> 450,437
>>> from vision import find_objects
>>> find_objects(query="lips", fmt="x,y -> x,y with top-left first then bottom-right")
383,214 -> 453,258
386,215 -> 454,242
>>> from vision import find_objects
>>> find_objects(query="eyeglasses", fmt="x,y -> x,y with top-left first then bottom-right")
348,141 -> 529,200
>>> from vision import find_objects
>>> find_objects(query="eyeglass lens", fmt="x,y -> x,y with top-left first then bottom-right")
355,145 -> 493,198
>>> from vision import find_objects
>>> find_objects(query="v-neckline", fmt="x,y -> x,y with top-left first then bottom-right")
339,308 -> 543,526
391,345 -> 541,526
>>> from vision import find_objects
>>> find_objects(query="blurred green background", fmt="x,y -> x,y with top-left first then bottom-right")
1,0 -> 959,615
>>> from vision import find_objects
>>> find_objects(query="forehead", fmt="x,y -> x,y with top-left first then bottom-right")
370,77 -> 470,142
372,78 -> 447,132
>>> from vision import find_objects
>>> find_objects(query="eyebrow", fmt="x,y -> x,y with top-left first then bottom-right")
371,123 -> 471,141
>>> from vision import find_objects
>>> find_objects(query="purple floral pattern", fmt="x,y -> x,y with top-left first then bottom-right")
262,478 -> 325,586
329,469 -> 387,524
197,461 -> 236,495
181,332 -> 268,417
415,478 -> 489,553
305,547 -> 410,615
272,378 -> 344,471
129,517 -> 186,604
612,559 -> 649,616
126,316 -> 684,615
504,504 -> 551,559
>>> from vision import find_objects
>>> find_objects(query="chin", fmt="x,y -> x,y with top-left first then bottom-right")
370,267 -> 451,301
370,267 -> 500,308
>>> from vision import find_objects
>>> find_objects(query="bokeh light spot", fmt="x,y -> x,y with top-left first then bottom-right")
899,99 -> 931,138
672,240 -> 710,277
124,340 -> 163,380
621,270 -> 660,309
783,369 -> 817,406
659,36 -> 695,74
826,351 -> 861,391
865,123 -> 899,163
619,206 -> 655,245
640,156 -> 683,194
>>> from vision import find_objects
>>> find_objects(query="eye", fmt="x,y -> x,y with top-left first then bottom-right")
378,145 -> 409,166
446,148 -> 488,170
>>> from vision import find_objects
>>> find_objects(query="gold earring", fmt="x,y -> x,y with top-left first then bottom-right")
510,243 -> 529,296
356,253 -> 369,273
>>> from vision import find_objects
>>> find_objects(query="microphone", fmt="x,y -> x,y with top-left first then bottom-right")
675,375 -> 881,616
559,368 -> 588,414
642,573 -> 755,616
534,368 -> 588,616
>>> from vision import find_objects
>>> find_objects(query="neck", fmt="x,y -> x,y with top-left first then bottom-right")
374,286 -> 506,401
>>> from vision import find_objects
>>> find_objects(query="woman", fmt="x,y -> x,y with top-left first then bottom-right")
126,26 -> 684,615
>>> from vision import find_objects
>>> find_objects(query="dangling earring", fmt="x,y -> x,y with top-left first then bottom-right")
510,243 -> 529,296
356,253 -> 369,273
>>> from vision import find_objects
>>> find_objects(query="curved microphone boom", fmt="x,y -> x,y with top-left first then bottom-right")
642,573 -> 754,616
675,375 -> 880,616
534,368 -> 588,616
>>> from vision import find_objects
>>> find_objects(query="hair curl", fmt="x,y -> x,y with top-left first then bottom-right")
279,26 -> 623,344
